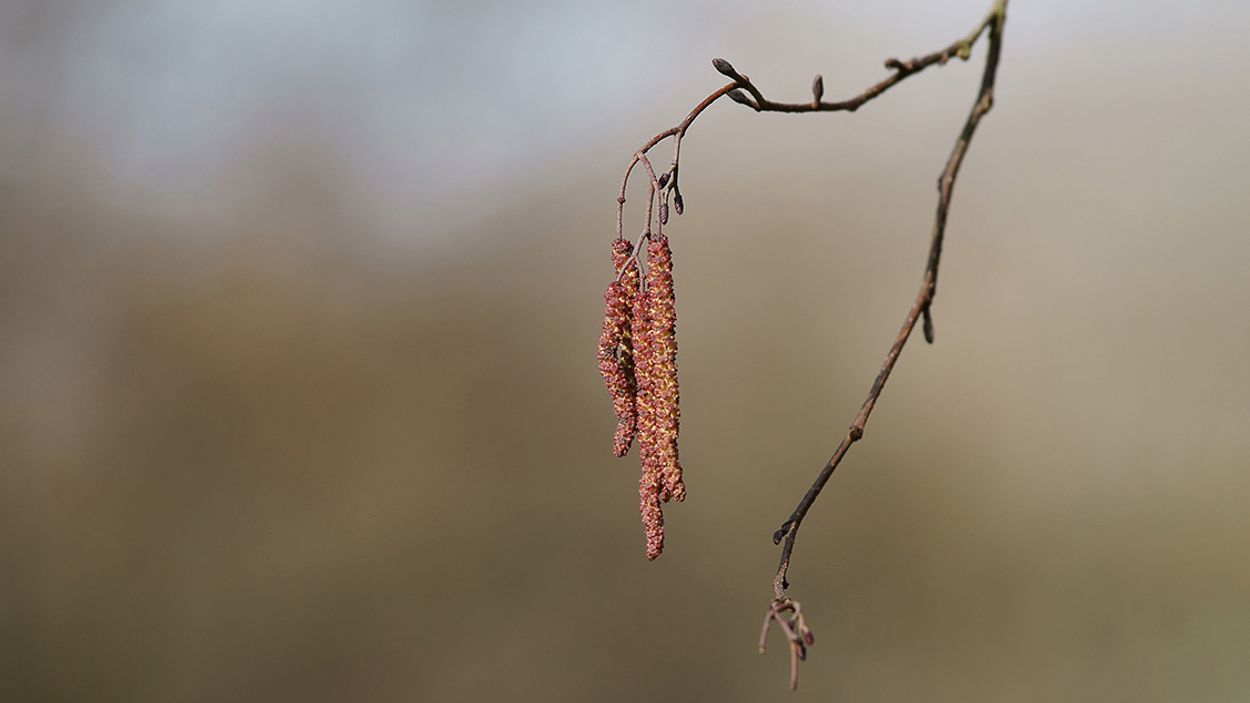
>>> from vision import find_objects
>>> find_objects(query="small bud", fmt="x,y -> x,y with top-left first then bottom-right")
803,630 -> 814,646
712,57 -> 740,79
727,89 -> 754,107
657,172 -> 670,188
922,308 -> 935,344
956,42 -> 972,60
673,191 -> 684,216
659,202 -> 669,225
772,525 -> 788,545
811,74 -> 824,103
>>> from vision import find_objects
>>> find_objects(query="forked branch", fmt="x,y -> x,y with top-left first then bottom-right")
609,0 -> 1009,690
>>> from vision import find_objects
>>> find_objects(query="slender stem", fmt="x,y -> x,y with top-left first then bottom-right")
746,6 -> 997,115
638,154 -> 660,236
615,1 -> 1004,251
615,84 -> 738,240
771,0 -> 1008,602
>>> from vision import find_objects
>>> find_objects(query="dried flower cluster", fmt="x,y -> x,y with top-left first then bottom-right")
598,233 -> 684,559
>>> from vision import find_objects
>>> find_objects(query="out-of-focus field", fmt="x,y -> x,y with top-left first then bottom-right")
3,1 -> 1250,701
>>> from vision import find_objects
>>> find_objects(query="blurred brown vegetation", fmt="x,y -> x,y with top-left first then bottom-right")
3,1 -> 1250,701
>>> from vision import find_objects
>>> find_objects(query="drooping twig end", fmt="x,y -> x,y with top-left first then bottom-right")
759,597 -> 814,691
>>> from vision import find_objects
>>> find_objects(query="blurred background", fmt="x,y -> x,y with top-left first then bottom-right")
3,1 -> 1249,700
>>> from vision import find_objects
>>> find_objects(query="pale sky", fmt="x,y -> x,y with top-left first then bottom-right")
2,0 -> 1248,252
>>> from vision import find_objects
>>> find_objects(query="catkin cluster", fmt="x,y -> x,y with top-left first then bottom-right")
599,234 -> 684,560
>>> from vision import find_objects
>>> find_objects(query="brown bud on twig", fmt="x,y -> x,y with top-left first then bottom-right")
712,57 -> 741,81
673,189 -> 684,216
772,521 -> 790,545
811,74 -> 824,104
657,171 -> 670,189
727,89 -> 755,108
922,307 -> 935,344
599,239 -> 640,456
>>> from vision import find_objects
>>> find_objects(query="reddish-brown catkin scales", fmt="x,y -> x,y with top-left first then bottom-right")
603,234 -> 683,559
639,471 -> 665,561
598,239 -> 639,457
632,272 -> 665,559
645,234 -> 685,503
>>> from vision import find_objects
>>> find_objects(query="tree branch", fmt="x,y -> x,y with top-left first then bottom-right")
610,0 -> 1009,690
764,1 -> 1008,690
771,0 -> 1007,596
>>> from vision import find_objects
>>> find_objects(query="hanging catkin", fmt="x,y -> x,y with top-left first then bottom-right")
631,266 -> 665,560
599,233 -> 684,558
645,234 -> 685,503
597,238 -> 639,457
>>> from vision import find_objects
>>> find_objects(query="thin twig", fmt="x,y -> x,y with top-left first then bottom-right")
770,0 -> 1007,603
761,7 -> 1008,689
737,8 -> 998,115
614,1 -> 1001,236
615,84 -> 739,241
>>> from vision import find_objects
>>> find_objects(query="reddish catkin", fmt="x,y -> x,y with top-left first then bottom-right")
614,246 -> 642,454
631,266 -> 665,559
639,468 -> 665,560
598,239 -> 639,457
645,234 -> 685,503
